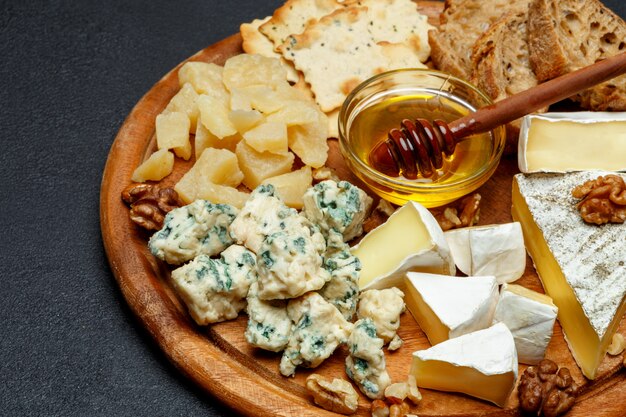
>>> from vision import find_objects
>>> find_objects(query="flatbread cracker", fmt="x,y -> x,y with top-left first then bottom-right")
358,0 -> 433,62
259,0 -> 345,46
240,17 -> 300,83
279,7 -> 426,112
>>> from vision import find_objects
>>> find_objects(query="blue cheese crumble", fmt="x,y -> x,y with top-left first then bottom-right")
245,282 -> 293,352
302,180 -> 373,242
170,244 -> 256,325
319,231 -> 361,320
149,200 -> 238,265
357,288 -> 406,350
229,185 -> 298,254
279,292 -> 352,377
345,318 -> 391,399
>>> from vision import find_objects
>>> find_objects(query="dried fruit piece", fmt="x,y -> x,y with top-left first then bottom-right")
305,374 -> 358,415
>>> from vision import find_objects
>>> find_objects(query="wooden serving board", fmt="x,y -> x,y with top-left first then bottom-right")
100,2 -> 626,416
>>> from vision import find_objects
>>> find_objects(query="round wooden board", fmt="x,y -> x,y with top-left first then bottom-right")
100,2 -> 626,416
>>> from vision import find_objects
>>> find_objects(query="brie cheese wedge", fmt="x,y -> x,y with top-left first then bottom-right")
410,323 -> 518,408
512,171 -> 626,379
404,272 -> 499,345
493,284 -> 558,365
352,201 -> 455,290
445,222 -> 526,284
518,112 -> 626,173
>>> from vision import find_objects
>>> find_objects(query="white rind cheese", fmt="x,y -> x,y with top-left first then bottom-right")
493,284 -> 558,365
410,323 -> 518,407
513,171 -> 626,379
353,201 -> 455,290
518,112 -> 626,173
404,273 -> 499,345
445,222 -> 526,284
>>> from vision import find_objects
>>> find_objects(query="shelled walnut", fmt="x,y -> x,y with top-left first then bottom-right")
121,183 -> 183,231
572,174 -> 626,225
305,374 -> 359,415
431,193 -> 481,231
518,359 -> 578,417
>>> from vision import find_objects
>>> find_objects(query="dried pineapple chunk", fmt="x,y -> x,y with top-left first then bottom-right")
229,109 -> 263,133
235,141 -> 294,189
131,148 -> 174,182
195,116 -> 241,158
164,83 -> 199,132
261,166 -> 312,209
222,54 -> 288,91
197,94 -> 237,139
178,61 -> 226,96
155,112 -> 191,160
243,121 -> 288,154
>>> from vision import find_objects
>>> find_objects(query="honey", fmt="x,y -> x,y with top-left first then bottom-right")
353,94 -> 494,185
340,69 -> 504,207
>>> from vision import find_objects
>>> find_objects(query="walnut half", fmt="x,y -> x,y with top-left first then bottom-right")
572,174 -> 626,225
305,374 -> 359,415
121,183 -> 183,231
518,359 -> 578,417
431,193 -> 481,231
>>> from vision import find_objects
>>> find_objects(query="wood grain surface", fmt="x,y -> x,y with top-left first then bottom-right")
100,2 -> 626,416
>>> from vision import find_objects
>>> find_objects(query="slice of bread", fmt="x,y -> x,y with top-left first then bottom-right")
428,0 -> 531,79
470,10 -> 543,153
528,0 -> 626,110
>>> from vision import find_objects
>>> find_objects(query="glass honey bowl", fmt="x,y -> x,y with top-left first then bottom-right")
338,69 -> 505,208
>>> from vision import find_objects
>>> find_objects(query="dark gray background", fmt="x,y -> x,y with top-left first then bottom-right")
1,1 -> 624,416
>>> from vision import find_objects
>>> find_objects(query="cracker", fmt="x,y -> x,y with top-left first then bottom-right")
259,0 -> 345,46
240,17 -> 300,83
359,0 -> 433,62
279,7 -> 426,112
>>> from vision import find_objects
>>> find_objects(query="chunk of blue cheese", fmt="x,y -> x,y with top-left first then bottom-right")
149,200 -> 237,265
244,282 -> 293,352
345,318 -> 391,400
170,244 -> 256,325
357,288 -> 406,350
302,180 -> 373,242
280,292 -> 352,377
319,231 -> 361,321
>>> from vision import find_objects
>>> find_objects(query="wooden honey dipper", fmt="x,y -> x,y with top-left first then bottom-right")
370,52 -> 626,179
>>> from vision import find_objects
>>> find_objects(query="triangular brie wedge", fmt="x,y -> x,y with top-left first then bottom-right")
493,284 -> 558,365
410,323 -> 518,408
512,172 -> 626,379
352,202 -> 455,290
404,272 -> 499,345
445,223 -> 526,284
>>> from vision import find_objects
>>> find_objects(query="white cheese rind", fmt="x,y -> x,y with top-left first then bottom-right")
405,272 -> 499,344
411,323 -> 518,407
518,112 -> 626,173
514,171 -> 626,339
353,201 -> 455,290
493,284 -> 558,365
445,223 -> 526,284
